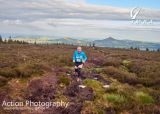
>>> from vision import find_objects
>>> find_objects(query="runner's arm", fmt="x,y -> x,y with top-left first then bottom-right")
83,52 -> 87,63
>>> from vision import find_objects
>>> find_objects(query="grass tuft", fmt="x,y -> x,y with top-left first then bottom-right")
135,91 -> 154,104
104,94 -> 126,103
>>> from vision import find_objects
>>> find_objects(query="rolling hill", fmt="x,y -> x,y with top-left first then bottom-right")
93,37 -> 160,50
7,34 -> 160,50
48,37 -> 89,45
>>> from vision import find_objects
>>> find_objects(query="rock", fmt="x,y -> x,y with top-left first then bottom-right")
103,84 -> 110,88
78,85 -> 86,88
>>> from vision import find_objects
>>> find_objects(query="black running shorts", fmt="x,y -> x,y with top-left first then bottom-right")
75,62 -> 83,67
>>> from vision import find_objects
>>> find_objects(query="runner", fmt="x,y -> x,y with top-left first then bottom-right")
73,46 -> 87,82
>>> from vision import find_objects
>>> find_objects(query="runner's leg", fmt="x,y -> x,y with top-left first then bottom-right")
74,66 -> 78,76
77,68 -> 81,77
77,64 -> 83,80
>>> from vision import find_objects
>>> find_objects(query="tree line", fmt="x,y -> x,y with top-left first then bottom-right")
0,35 -> 159,52
130,46 -> 160,52
0,35 -> 28,44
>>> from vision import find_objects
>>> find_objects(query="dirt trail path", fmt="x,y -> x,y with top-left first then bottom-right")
23,64 -> 112,114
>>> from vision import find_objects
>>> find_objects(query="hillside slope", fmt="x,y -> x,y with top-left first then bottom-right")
0,45 -> 160,114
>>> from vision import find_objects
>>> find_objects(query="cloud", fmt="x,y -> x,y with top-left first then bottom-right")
2,19 -> 22,25
1,0 -> 159,21
0,0 -> 160,42
0,0 -> 160,22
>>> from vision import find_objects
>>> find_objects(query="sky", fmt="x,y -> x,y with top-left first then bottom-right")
87,0 -> 160,9
0,0 -> 160,42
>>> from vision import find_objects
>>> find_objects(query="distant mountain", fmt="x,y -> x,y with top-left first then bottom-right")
3,33 -> 160,50
49,37 -> 89,45
94,37 -> 160,50
49,37 -> 160,50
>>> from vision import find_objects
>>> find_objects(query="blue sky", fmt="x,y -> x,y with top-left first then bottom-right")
87,0 -> 160,9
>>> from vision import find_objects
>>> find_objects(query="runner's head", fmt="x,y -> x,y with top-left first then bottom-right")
77,46 -> 82,53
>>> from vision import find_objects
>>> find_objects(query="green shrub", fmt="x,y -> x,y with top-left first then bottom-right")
102,57 -> 121,67
127,60 -> 160,87
135,91 -> 154,104
97,109 -> 105,114
139,78 -> 156,87
104,66 -> 139,85
105,86 -> 117,93
81,101 -> 105,114
92,68 -> 103,74
0,76 -> 8,86
104,94 -> 126,103
122,60 -> 131,66
14,64 -> 44,78
0,67 -> 17,78
84,79 -> 105,95
59,76 -> 70,86
149,90 -> 160,104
